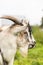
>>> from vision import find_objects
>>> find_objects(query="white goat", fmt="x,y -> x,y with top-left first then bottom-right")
0,16 -> 36,65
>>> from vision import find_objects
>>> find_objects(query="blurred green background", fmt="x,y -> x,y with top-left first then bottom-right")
14,26 -> 43,65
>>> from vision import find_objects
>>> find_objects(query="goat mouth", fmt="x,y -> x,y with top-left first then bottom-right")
28,44 -> 35,49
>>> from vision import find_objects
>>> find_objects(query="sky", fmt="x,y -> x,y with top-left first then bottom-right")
0,0 -> 43,25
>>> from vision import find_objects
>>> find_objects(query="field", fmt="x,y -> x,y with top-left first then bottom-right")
14,26 -> 43,65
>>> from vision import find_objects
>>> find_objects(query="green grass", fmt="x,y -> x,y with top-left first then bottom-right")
14,26 -> 43,65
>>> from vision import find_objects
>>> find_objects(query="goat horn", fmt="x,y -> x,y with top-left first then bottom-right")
0,15 -> 23,25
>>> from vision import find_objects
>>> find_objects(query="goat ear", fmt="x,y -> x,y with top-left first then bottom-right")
0,16 -> 23,25
14,25 -> 27,34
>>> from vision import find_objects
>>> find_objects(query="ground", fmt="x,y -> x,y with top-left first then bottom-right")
14,26 -> 43,65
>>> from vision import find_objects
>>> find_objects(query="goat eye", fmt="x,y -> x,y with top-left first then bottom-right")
24,32 -> 27,34
24,32 -> 28,37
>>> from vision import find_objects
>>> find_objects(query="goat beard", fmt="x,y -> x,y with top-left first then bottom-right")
19,44 -> 28,57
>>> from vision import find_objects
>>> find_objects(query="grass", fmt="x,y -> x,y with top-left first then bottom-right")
14,26 -> 43,65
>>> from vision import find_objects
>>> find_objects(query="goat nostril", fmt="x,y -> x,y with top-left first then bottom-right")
34,41 -> 36,44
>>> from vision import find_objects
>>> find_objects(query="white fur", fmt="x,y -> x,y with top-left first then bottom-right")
0,25 -> 29,65
0,17 -> 36,65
